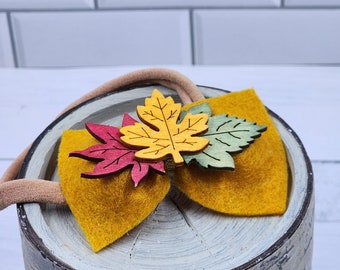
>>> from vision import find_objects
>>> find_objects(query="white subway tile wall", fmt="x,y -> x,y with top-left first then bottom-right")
0,0 -> 95,10
98,0 -> 280,8
0,13 -> 14,67
193,10 -> 340,65
285,0 -> 340,6
11,11 -> 191,67
1,1 -> 340,67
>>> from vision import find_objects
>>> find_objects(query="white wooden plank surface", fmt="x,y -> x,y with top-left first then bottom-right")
0,65 -> 339,269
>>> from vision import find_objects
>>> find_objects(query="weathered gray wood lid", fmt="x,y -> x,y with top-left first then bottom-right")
18,86 -> 314,269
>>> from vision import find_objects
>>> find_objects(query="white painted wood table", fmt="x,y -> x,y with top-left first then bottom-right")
0,65 -> 339,269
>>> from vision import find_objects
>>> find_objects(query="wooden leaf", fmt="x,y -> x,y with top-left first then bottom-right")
122,112 -> 137,127
70,114 -> 165,186
120,89 -> 209,165
183,111 -> 267,169
184,142 -> 236,169
179,102 -> 212,121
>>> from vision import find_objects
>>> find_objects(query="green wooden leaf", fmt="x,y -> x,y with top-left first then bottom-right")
184,141 -> 236,169
179,102 -> 212,122
183,114 -> 267,169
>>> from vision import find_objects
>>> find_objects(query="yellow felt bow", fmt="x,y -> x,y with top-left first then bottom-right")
58,89 -> 288,252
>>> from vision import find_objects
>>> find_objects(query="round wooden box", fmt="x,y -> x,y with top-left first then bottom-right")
18,86 -> 314,269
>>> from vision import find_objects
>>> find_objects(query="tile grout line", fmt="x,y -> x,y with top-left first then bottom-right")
3,5 -> 340,13
94,0 -> 99,9
0,158 -> 15,162
189,9 -> 196,65
6,12 -> 19,68
311,160 -> 340,164
1,6 -> 340,13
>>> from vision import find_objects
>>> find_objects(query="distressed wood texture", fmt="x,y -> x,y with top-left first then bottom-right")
17,86 -> 313,269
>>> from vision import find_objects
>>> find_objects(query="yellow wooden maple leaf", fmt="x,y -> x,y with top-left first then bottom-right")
120,89 -> 209,165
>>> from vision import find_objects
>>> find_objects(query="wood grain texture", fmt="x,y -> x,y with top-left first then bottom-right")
17,86 -> 313,269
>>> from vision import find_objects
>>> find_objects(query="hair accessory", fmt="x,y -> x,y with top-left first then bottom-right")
69,115 -> 166,187
0,68 -> 289,253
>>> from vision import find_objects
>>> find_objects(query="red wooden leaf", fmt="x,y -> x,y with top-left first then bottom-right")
70,114 -> 165,186
122,112 -> 137,126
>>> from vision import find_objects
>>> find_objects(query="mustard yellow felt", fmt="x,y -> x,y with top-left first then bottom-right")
174,89 -> 288,216
58,130 -> 170,252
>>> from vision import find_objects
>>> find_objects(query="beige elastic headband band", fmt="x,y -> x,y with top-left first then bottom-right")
0,68 -> 205,210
